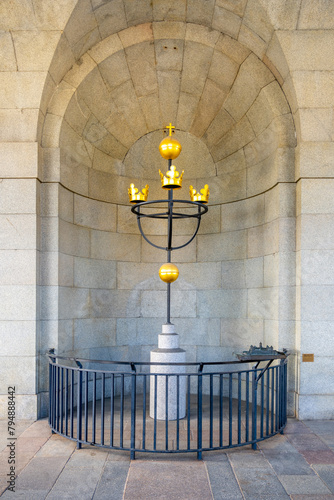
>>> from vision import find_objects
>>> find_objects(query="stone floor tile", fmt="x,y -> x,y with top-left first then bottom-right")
205,457 -> 243,499
313,464 -> 334,493
35,434 -> 76,457
47,466 -> 103,500
10,456 -> 68,490
302,450 -> 334,465
66,448 -> 108,468
304,421 -> 334,435
285,419 -> 311,434
228,450 -> 269,468
16,436 -> 48,454
287,433 -> 330,451
19,419 -> 52,438
93,461 -> 130,499
1,489 -> 50,499
107,449 -> 131,461
233,467 -> 289,499
291,495 -> 334,499
278,475 -> 332,495
123,461 -> 213,500
262,449 -> 315,475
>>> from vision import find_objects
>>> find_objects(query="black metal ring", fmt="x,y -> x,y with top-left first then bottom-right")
131,199 -> 208,218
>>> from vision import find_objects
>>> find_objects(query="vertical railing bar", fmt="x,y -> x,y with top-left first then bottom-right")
251,368 -> 257,450
266,369 -> 270,436
187,375 -> 191,450
275,366 -> 279,432
260,373 -> 264,439
50,363 -> 54,428
120,374 -> 124,449
101,373 -> 105,445
92,372 -> 96,444
245,371 -> 249,442
60,368 -> 64,434
55,366 -> 59,432
48,362 -> 52,426
70,370 -> 74,439
142,375 -> 146,450
84,371 -> 88,443
110,374 -> 114,447
65,369 -> 68,436
284,362 -> 288,427
238,372 -> 241,445
176,375 -> 180,451
229,373 -> 232,447
219,374 -> 223,448
154,375 -> 157,451
271,368 -> 274,434
130,371 -> 136,460
279,363 -> 283,430
210,374 -> 213,449
197,372 -> 203,460
77,369 -> 82,449
50,364 -> 54,428
165,375 -> 169,451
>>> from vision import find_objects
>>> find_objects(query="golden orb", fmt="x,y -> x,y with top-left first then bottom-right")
159,137 -> 182,160
159,263 -> 179,283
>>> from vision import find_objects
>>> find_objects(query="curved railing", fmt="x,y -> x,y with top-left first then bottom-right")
48,354 -> 288,459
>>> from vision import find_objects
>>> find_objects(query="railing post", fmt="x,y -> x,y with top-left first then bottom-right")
197,370 -> 203,460
77,370 -> 82,449
252,368 -> 258,450
130,371 -> 136,460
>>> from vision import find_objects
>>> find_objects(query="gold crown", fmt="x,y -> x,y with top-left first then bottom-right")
189,184 -> 210,203
159,165 -> 184,189
128,183 -> 149,203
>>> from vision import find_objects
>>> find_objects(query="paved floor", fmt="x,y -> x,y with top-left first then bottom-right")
0,418 -> 334,499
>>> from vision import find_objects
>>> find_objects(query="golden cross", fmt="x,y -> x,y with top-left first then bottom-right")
166,123 -> 175,136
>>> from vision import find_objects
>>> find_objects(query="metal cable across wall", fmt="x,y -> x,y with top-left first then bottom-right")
48,353 -> 288,460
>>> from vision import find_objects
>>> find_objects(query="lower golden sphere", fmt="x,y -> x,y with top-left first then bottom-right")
159,263 -> 179,283
159,137 -> 182,160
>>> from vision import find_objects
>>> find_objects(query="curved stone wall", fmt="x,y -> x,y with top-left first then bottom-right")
38,3 -> 297,413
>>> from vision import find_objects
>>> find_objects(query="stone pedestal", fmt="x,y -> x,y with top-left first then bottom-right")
150,324 -> 186,420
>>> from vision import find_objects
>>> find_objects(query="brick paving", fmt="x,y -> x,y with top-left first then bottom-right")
0,418 -> 333,499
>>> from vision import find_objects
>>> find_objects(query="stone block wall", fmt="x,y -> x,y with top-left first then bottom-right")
1,0 -> 334,419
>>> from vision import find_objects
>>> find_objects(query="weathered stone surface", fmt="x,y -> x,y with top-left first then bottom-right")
221,195 -> 265,231
181,41 -> 213,96
186,0 -> 215,26
238,23 -> 267,59
190,79 -> 227,137
299,0 -> 334,29
0,31 -> 17,70
212,5 -> 242,39
12,30 -> 61,71
277,31 -> 334,71
126,41 -> 158,96
93,0 -> 127,38
118,23 -> 153,48
224,53 -> 274,122
211,115 -> 255,161
153,0 -> 186,22
243,0 -> 274,43
0,109 -> 39,142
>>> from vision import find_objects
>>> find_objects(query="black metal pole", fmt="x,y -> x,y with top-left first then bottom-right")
167,158 -> 173,323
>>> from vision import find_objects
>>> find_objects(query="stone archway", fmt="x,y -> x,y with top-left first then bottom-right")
37,1 -> 297,417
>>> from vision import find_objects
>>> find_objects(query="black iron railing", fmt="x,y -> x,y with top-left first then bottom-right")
48,354 -> 287,459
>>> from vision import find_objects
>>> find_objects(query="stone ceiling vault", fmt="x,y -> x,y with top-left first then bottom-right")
41,1 -> 296,205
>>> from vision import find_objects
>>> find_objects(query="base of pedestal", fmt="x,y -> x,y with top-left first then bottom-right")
149,324 -> 186,420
